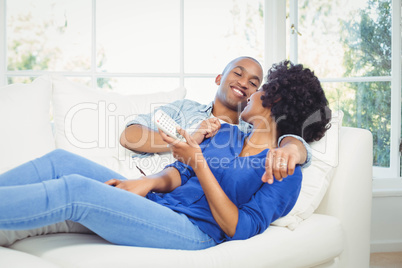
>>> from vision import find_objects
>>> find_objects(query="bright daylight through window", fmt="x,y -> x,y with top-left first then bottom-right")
4,0 -> 264,105
1,0 -> 401,178
291,0 -> 401,178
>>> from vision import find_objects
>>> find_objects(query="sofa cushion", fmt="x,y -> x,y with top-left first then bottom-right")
272,111 -> 344,230
51,75 -> 186,178
0,246 -> 59,268
0,76 -> 55,173
10,214 -> 343,268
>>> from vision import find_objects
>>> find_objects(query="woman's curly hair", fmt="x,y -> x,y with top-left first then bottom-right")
261,60 -> 331,143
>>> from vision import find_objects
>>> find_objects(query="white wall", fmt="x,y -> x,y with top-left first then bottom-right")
370,179 -> 402,252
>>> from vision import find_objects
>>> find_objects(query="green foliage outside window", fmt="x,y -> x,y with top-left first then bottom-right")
340,0 -> 392,167
7,4 -> 112,88
6,0 -> 399,170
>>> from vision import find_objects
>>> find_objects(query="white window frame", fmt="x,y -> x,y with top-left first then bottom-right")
0,0 -> 283,93
0,0 -> 213,88
0,0 -> 274,89
288,0 -> 401,179
1,0 -> 399,178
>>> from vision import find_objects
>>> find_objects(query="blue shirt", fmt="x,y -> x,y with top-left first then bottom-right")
146,124 -> 302,244
127,99 -> 312,166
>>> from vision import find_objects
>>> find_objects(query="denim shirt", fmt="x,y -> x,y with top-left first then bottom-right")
126,99 -> 311,167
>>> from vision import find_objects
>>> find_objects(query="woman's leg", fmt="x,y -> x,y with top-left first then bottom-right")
0,149 -> 128,246
0,175 -> 216,250
0,149 -> 127,187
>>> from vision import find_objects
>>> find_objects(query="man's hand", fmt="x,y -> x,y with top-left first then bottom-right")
262,137 -> 306,184
105,178 -> 154,197
191,118 -> 221,144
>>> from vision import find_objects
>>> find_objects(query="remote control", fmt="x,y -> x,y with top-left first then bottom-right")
153,110 -> 186,142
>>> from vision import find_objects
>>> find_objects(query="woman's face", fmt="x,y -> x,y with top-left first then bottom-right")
240,90 -> 270,124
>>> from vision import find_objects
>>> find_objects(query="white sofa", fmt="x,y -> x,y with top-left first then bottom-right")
0,76 -> 373,267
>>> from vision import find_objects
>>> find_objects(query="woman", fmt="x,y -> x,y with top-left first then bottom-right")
0,61 -> 330,250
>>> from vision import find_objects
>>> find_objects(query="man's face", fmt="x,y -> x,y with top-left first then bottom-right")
215,58 -> 263,112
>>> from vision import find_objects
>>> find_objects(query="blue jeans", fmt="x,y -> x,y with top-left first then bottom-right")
0,149 -> 216,250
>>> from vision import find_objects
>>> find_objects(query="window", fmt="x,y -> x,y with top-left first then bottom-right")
1,0 -> 265,106
288,0 -> 401,178
1,0 -> 401,178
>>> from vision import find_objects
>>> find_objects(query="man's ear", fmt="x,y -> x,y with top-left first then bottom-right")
215,74 -> 222,85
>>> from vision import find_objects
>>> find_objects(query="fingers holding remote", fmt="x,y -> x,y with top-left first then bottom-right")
159,128 -> 202,167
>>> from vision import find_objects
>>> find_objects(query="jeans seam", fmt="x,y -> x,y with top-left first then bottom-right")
0,205 -> 72,224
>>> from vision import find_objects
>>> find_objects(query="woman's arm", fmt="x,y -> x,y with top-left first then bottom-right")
105,167 -> 181,196
160,128 -> 239,237
192,156 -> 239,237
230,168 -> 302,240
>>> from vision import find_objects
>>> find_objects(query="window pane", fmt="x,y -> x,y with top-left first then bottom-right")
184,78 -> 217,105
96,0 -> 180,73
65,77 -> 92,86
7,0 -> 92,71
298,0 -> 391,78
97,77 -> 180,95
323,81 -> 391,167
184,0 -> 264,74
6,76 -> 90,85
7,76 -> 36,84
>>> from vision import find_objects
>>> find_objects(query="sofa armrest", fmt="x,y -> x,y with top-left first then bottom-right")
316,126 -> 373,268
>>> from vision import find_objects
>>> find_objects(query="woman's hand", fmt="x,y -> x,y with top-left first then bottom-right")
159,127 -> 204,168
191,118 -> 221,144
105,178 -> 154,197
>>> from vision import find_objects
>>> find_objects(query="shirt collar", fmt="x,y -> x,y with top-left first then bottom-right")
201,101 -> 214,115
203,101 -> 252,132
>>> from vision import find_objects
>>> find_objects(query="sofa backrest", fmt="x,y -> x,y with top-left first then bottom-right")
0,75 -> 186,176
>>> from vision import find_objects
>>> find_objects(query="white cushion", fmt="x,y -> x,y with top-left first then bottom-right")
10,214 -> 342,268
0,76 -> 55,172
0,246 -> 59,268
0,221 -> 91,247
51,75 -> 186,178
272,111 -> 344,230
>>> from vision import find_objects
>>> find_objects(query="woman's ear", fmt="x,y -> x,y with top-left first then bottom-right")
215,74 -> 222,86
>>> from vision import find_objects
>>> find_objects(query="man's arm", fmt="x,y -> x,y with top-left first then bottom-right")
120,99 -> 211,154
280,136 -> 307,164
262,136 -> 310,184
120,117 -> 220,153
120,100 -> 187,154
120,124 -> 170,153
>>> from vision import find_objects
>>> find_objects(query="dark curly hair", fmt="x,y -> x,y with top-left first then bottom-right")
261,61 -> 331,143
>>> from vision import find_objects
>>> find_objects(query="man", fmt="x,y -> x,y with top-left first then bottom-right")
120,57 -> 310,183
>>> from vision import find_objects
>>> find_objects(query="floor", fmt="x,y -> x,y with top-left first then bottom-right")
370,252 -> 402,268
